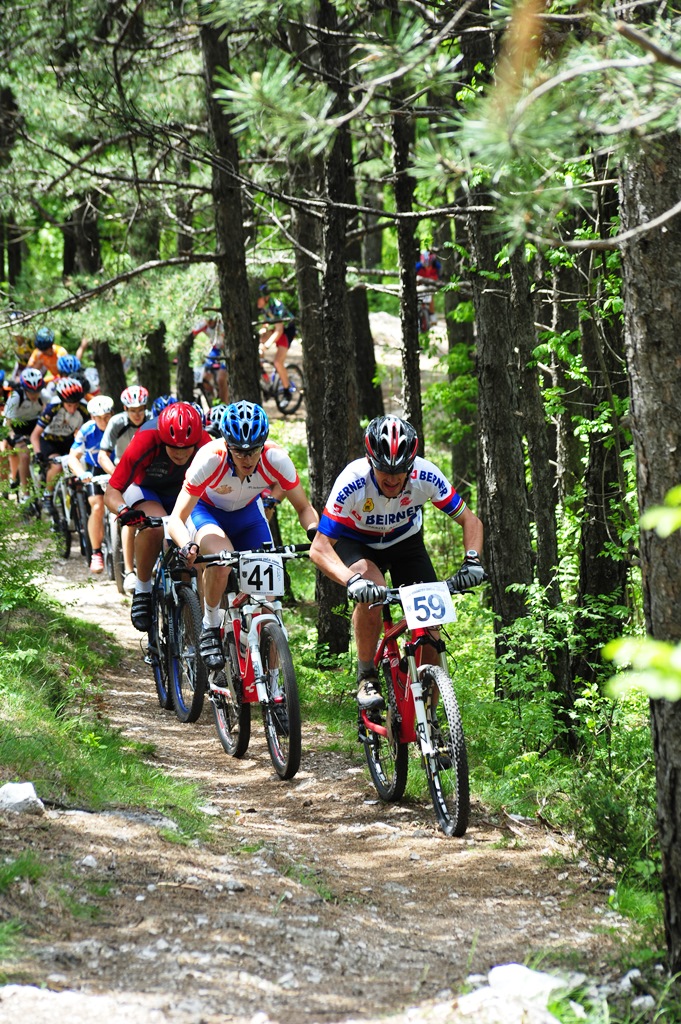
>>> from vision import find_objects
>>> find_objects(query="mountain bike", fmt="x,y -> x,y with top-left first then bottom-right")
100,498 -> 126,593
259,357 -> 305,416
51,456 -> 91,561
196,543 -> 311,779
356,577 -> 481,837
141,517 -> 207,722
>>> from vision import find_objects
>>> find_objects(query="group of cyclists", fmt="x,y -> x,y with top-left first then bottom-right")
1,265 -> 483,714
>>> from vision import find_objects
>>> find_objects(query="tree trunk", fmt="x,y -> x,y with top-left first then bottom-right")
621,131 -> 681,975
137,322 -> 170,405
466,194 -> 534,688
91,340 -> 127,412
200,23 -> 257,404
175,330 -> 196,403
63,193 -> 101,277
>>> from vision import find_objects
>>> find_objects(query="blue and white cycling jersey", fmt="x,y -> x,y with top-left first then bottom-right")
318,457 -> 466,549
70,420 -> 106,470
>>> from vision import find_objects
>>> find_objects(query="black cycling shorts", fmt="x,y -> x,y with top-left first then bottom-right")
333,530 -> 437,588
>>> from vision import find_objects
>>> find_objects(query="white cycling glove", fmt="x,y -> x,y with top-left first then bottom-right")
346,573 -> 387,604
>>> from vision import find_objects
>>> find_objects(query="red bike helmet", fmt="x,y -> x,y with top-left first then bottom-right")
157,402 -> 203,448
364,415 -> 419,475
55,377 -> 85,403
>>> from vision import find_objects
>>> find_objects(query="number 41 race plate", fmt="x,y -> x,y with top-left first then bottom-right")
239,554 -> 286,596
399,581 -> 456,630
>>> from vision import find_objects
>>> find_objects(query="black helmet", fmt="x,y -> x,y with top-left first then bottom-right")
364,415 -> 418,474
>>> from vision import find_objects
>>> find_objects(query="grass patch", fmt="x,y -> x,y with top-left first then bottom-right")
0,852 -> 46,893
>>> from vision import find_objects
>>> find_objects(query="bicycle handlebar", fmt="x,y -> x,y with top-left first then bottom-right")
197,543 -> 311,566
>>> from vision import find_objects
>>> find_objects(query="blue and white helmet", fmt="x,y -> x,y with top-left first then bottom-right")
35,327 -> 55,350
220,401 -> 269,451
57,354 -> 81,376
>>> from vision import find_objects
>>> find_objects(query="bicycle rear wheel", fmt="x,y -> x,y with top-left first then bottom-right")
211,631 -> 251,757
362,663 -> 408,801
168,587 -> 207,724
420,665 -> 469,837
259,621 -> 301,779
52,487 -> 71,559
274,363 -> 304,415
74,490 -> 92,561
149,572 -> 172,710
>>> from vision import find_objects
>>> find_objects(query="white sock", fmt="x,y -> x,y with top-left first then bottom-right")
203,602 -> 221,629
135,579 -> 153,594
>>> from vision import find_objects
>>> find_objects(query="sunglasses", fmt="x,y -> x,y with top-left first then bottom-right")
230,447 -> 263,460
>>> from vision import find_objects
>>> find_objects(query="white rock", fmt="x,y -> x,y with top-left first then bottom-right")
488,963 -> 566,1002
0,781 -> 44,815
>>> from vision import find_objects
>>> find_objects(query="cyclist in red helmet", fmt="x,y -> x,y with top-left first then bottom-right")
415,250 -> 443,327
104,402 -> 211,632
310,415 -> 484,711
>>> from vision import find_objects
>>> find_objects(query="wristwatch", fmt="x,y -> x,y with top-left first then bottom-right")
465,549 -> 480,560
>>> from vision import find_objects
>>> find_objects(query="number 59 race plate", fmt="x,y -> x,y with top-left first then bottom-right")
399,581 -> 456,629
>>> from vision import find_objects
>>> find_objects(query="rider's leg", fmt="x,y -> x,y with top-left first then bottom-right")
216,367 -> 229,404
273,341 -> 290,391
195,525 -> 232,669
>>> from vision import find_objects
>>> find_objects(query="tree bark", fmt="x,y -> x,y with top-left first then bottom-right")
621,131 -> 681,974
137,322 -> 170,404
63,193 -> 102,277
91,340 -> 127,412
200,22 -> 257,404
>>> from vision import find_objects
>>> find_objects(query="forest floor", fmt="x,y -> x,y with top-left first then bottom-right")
0,317 -> 634,1023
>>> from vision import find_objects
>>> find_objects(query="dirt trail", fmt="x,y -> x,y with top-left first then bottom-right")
0,320 -> 626,1022
0,555 -> 626,1024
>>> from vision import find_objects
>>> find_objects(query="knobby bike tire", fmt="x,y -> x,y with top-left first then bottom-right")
102,515 -> 115,581
52,486 -> 72,559
420,665 -> 469,837
74,489 -> 92,561
211,631 -> 251,758
168,587 -> 207,724
149,570 -> 173,710
274,363 -> 304,416
259,621 -> 301,780
362,661 -> 408,801
111,516 -> 126,594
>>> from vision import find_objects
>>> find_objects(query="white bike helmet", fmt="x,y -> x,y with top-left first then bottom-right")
87,395 -> 114,416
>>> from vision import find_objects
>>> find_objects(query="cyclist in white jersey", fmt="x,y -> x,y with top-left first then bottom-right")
168,400 -> 318,670
310,415 -> 485,711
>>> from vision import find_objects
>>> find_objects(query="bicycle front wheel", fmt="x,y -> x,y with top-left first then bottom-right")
211,632 -> 251,758
362,664 -> 408,801
111,517 -> 126,594
259,621 -> 301,779
74,490 -> 92,561
168,587 -> 207,724
274,363 -> 304,416
52,487 -> 71,559
149,573 -> 172,710
420,665 -> 469,837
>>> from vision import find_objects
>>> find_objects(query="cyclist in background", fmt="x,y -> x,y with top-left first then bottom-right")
150,394 -> 177,419
192,315 -> 229,404
67,395 -> 115,573
30,377 -> 88,512
256,284 -> 296,404
7,312 -> 35,382
167,400 -> 318,670
2,367 -> 46,502
415,250 -> 443,327
310,414 -> 485,711
98,385 -> 152,593
42,353 -> 83,402
104,403 -> 211,632
27,328 -> 68,382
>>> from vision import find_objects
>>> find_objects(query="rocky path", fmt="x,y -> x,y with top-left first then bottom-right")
0,553 -> 626,1024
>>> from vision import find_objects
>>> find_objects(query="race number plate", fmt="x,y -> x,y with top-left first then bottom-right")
399,582 -> 456,629
238,554 -> 285,596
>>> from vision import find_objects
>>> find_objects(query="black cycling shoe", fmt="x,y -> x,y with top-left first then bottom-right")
131,591 -> 152,632
199,626 -> 225,670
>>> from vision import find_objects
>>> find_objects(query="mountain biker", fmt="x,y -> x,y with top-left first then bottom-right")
30,377 -> 88,511
206,403 -> 228,438
67,395 -> 115,573
192,315 -> 229,404
7,311 -> 36,382
256,284 -> 296,403
26,328 -> 68,382
167,400 -> 318,670
309,414 -> 485,711
151,394 -> 177,419
98,385 -> 152,593
2,367 -> 47,501
415,250 -> 443,327
104,402 -> 211,632
42,353 -> 83,402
